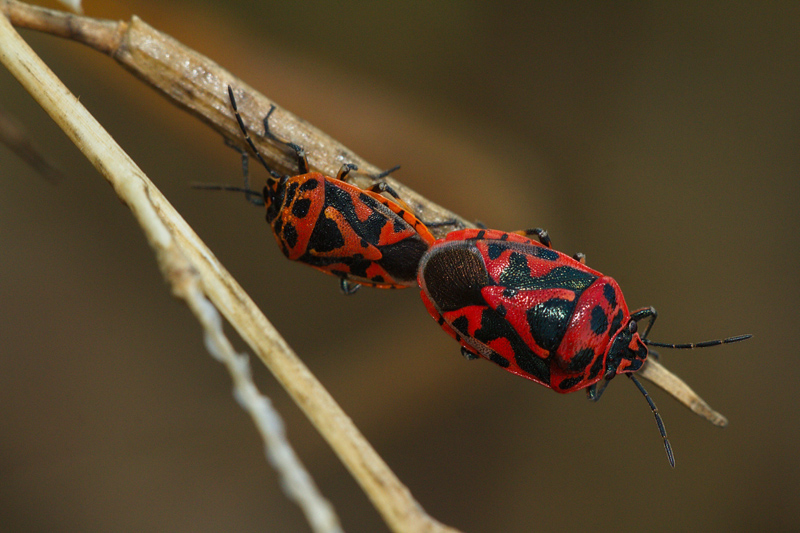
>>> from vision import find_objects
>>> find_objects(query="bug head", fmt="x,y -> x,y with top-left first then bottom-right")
607,316 -> 649,375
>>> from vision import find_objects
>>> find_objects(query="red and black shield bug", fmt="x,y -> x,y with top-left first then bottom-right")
198,87 -> 442,293
417,228 -> 751,466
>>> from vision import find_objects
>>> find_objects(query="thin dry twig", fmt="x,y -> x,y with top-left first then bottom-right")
0,12 -> 343,533
192,283 -> 343,533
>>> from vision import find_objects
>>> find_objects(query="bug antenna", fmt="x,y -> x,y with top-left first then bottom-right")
191,182 -> 265,207
628,374 -> 675,468
644,333 -> 752,350
227,86 -> 284,181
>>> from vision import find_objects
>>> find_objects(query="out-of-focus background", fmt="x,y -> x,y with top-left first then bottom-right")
2,1 -> 796,531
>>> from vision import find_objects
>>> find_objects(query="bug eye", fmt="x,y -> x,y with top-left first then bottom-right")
628,320 -> 638,334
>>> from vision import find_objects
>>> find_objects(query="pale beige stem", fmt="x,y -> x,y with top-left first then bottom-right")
638,359 -> 728,427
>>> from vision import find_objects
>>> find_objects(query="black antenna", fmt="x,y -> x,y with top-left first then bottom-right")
628,373 -> 675,468
644,334 -> 751,349
190,183 -> 264,206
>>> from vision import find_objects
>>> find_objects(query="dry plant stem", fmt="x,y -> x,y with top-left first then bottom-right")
1,0 -> 468,235
0,13 -> 342,533
0,8 -> 461,533
638,359 -> 728,427
192,285 -> 342,533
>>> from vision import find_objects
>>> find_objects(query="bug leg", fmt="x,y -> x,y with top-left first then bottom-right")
335,164 -> 359,181
191,182 -> 265,206
359,179 -> 458,229
586,379 -> 611,402
573,252 -> 586,264
227,86 -> 287,181
223,137 -> 250,184
258,105 -> 311,175
215,137 -> 267,206
515,228 -> 552,248
423,218 -> 459,228
339,278 -> 361,295
364,181 -> 405,202
373,164 -> 401,179
460,347 -> 480,360
630,307 -> 658,340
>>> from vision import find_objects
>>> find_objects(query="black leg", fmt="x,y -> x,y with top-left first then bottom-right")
517,228 -> 552,248
630,307 -> 657,340
335,164 -> 359,182
228,86 -> 310,178
339,278 -> 361,295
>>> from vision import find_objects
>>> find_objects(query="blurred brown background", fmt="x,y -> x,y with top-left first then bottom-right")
1,1 -> 797,531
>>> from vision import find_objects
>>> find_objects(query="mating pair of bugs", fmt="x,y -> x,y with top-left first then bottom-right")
197,86 -> 750,467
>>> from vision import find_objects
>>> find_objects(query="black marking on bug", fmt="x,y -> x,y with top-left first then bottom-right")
292,198 -> 312,219
474,307 -> 550,384
273,216 -> 284,235
495,303 -> 507,318
558,376 -> 584,391
603,283 -> 617,308
377,237 -> 431,283
342,256 -> 372,279
489,352 -> 511,368
498,252 -> 532,286
487,243 -> 505,260
325,188 -> 397,245
285,181 -> 299,205
299,179 -> 319,192
502,288 -> 517,298
609,309 -> 624,338
499,253 -> 596,293
308,212 -> 346,253
263,179 -> 287,220
283,223 -> 299,250
590,305 -> 609,335
531,246 -> 559,262
568,347 -> 596,373
451,315 -> 470,338
587,352 -> 605,380
526,297 -> 576,353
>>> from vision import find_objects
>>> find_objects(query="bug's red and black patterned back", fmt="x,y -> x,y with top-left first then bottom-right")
418,229 -> 646,392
